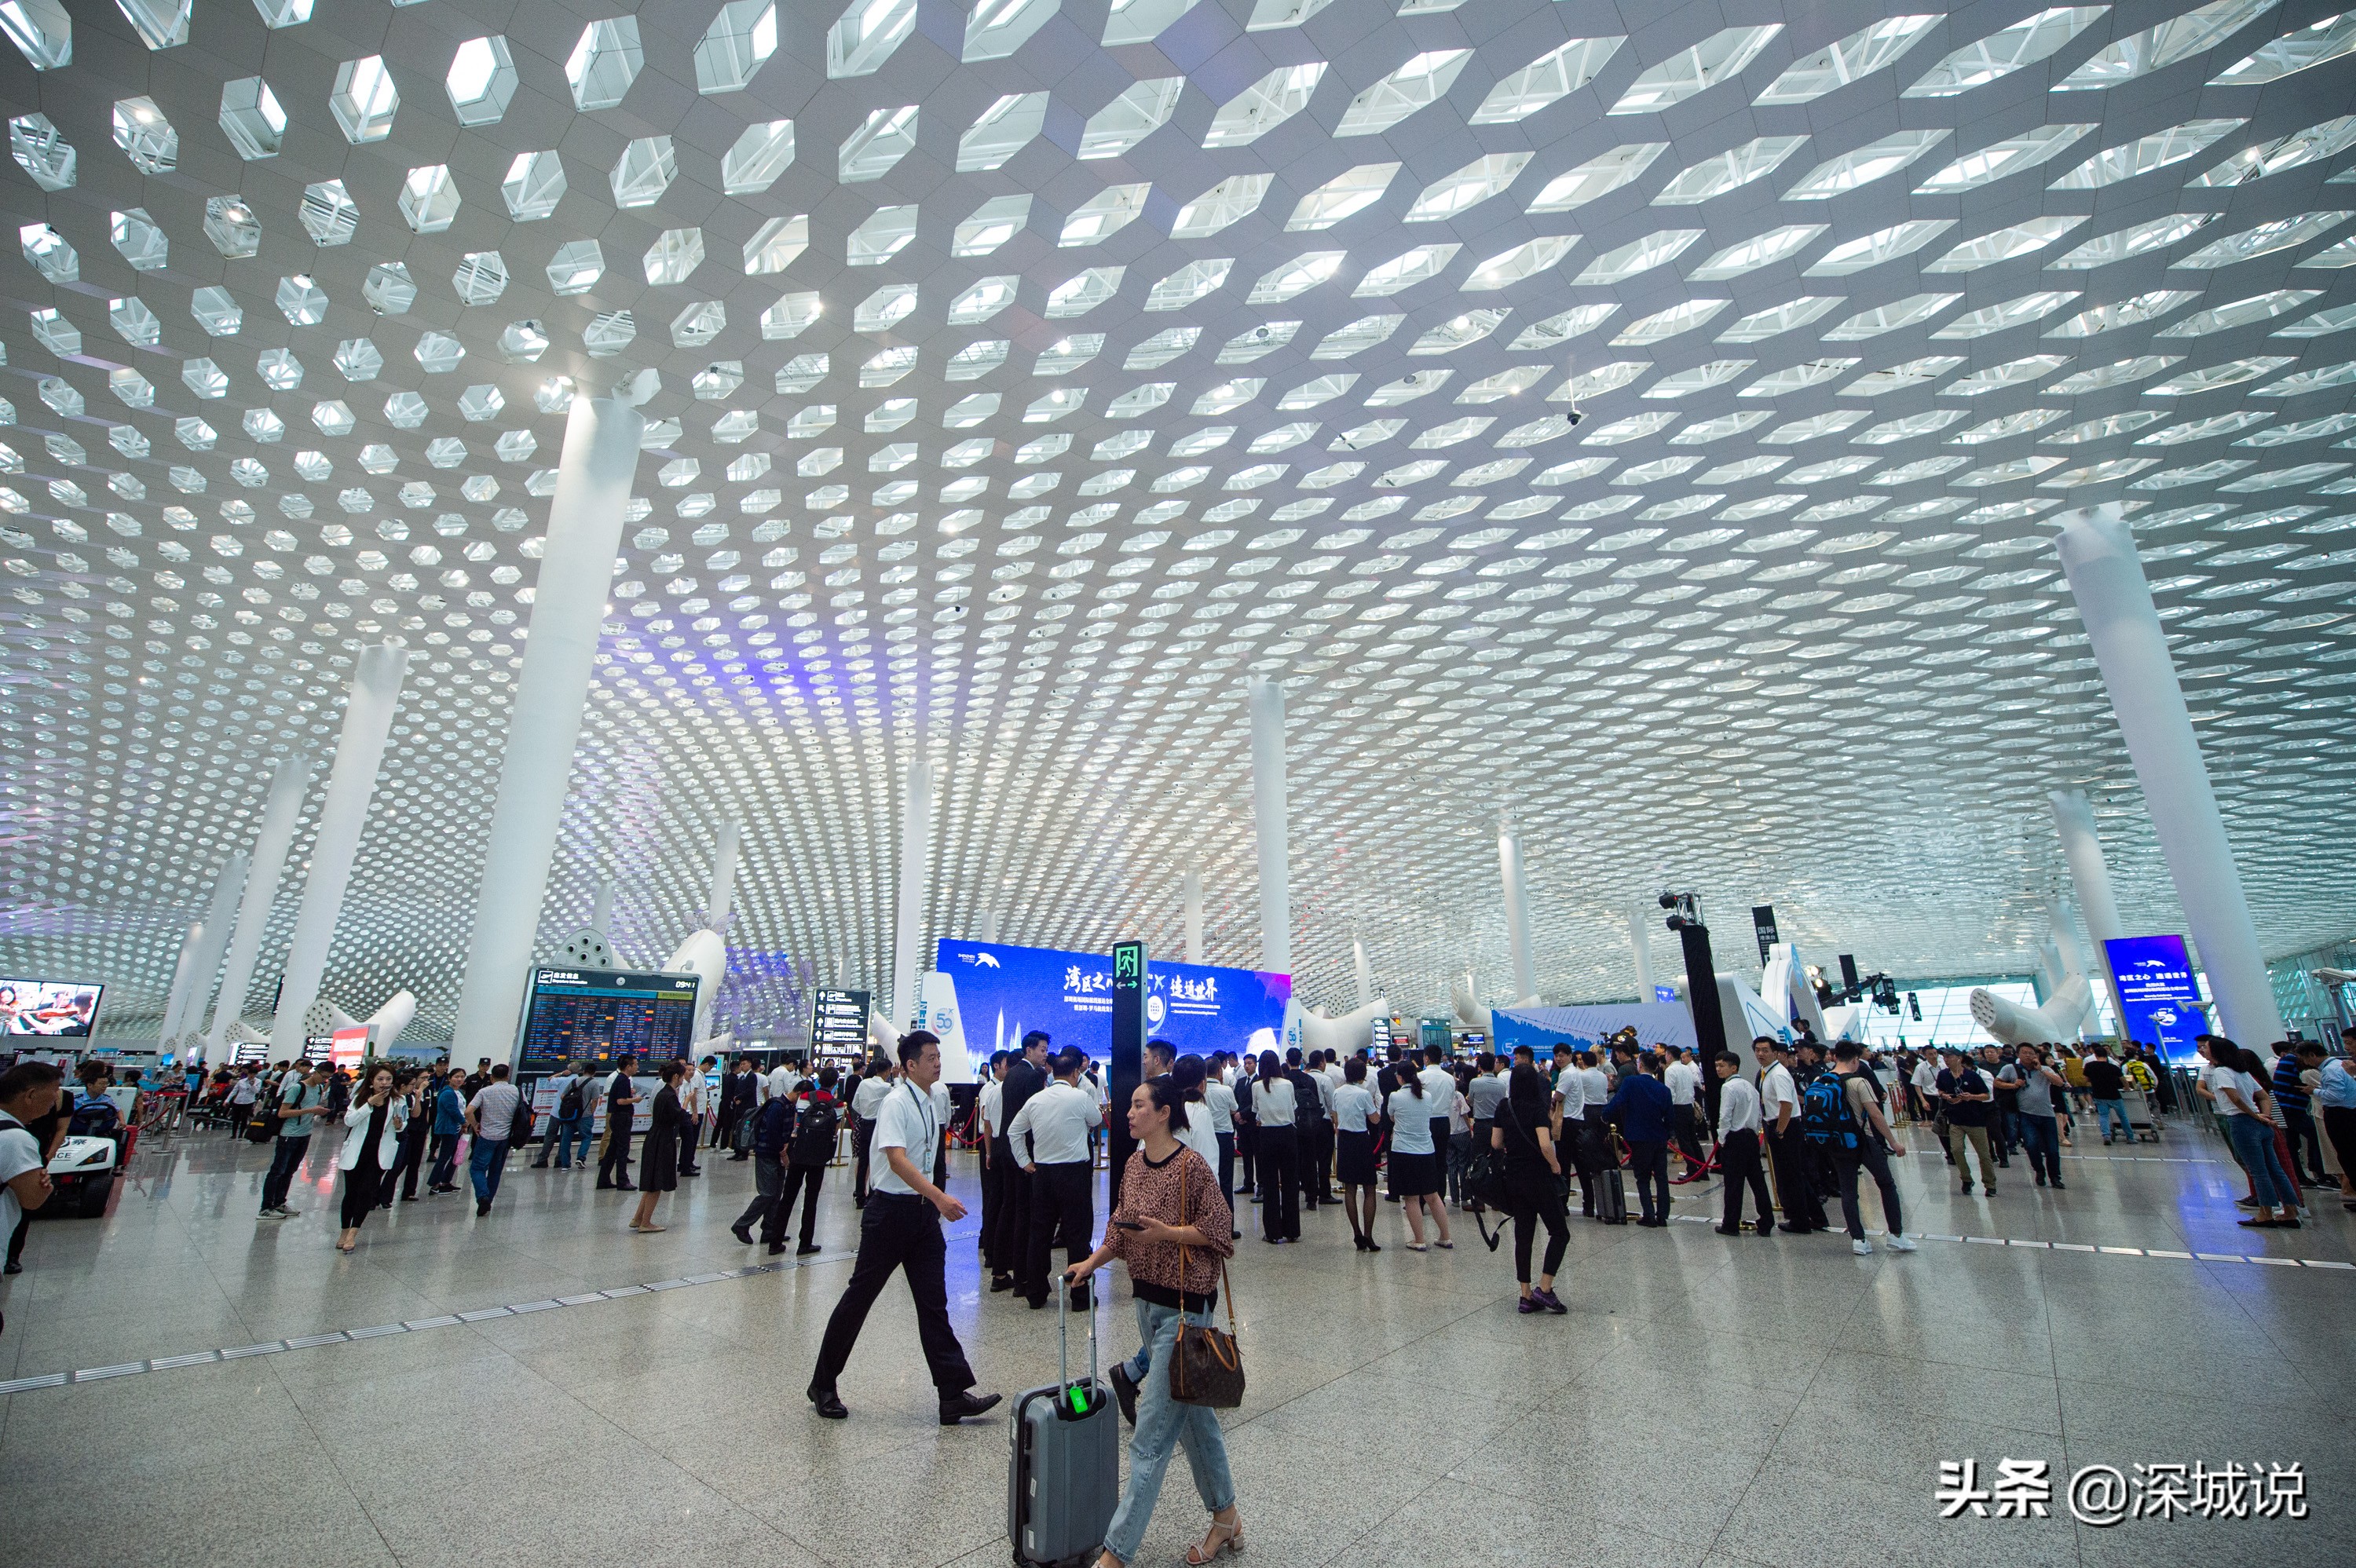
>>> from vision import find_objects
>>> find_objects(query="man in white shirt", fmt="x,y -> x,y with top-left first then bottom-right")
1006,1047 -> 1104,1309
1201,1065 -> 1238,1215
766,1057 -> 801,1106
977,1051 -> 1012,1282
1662,1045 -> 1709,1183
1417,1047 -> 1456,1198
462,1063 -> 527,1218
807,1031 -> 1001,1427
1712,1051 -> 1775,1236
1757,1037 -> 1824,1233
849,1056 -> 896,1208
676,1055 -> 712,1178
1,1061 -> 62,1324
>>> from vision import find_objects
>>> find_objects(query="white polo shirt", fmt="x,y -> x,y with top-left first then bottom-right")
1717,1075 -> 1763,1139
979,1077 -> 1004,1137
871,1079 -> 937,1197
1007,1079 -> 1101,1165
1760,1062 -> 1800,1125
1555,1066 -> 1586,1120
851,1073 -> 893,1120
1201,1079 -> 1236,1135
1663,1059 -> 1699,1107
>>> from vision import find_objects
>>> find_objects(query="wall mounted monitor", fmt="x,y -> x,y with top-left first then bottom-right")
515,967 -> 701,1075
0,978 -> 104,1036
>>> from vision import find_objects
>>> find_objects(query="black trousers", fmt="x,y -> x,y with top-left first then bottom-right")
1670,1104 -> 1707,1169
777,1162 -> 825,1247
982,1137 -> 1015,1272
1023,1160 -> 1093,1305
1506,1170 -> 1569,1285
809,1192 -> 975,1400
598,1120 -> 635,1186
737,1153 -> 784,1234
678,1115 -> 700,1174
339,1164 -> 386,1229
1835,1142 -> 1904,1241
1299,1120 -> 1327,1204
852,1117 -> 877,1202
386,1120 -> 429,1198
1719,1128 -> 1773,1232
1214,1131 -> 1235,1221
1257,1125 -> 1299,1241
1766,1124 -> 1825,1229
1235,1121 -> 1256,1193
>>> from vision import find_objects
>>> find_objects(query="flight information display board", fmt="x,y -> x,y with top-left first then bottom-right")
516,968 -> 701,1075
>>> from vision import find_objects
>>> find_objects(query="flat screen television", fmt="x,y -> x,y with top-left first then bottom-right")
514,967 -> 701,1076
0,978 -> 104,1036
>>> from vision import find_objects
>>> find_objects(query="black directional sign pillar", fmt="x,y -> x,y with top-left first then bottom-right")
1109,940 -> 1145,1209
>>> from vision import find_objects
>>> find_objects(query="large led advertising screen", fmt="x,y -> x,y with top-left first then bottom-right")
934,939 -> 1290,1069
514,967 -> 701,1075
0,978 -> 104,1036
2102,935 -> 2207,1062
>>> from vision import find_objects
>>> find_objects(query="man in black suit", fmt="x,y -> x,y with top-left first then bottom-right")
990,1031 -> 1051,1293
718,1056 -> 759,1157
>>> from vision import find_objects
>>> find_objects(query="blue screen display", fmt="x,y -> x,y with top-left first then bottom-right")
2102,934 -> 2206,1061
935,939 -> 1290,1066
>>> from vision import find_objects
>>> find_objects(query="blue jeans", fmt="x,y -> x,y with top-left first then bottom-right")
470,1138 -> 510,1204
1103,1300 -> 1237,1565
2018,1113 -> 2062,1184
2094,1098 -> 2130,1141
1121,1298 -> 1153,1383
548,1117 -> 591,1168
2226,1115 -> 2293,1209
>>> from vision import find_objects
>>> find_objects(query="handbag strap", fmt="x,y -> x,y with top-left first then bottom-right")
1176,1153 -> 1239,1336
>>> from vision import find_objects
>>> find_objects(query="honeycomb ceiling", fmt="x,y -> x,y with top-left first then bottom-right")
5,0 -> 2356,1041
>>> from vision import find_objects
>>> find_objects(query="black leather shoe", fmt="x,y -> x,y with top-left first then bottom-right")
1109,1362 -> 1139,1426
990,1273 -> 1016,1292
808,1388 -> 848,1420
796,1242 -> 821,1255
731,1223 -> 754,1245
939,1391 -> 1002,1425
766,1242 -> 786,1255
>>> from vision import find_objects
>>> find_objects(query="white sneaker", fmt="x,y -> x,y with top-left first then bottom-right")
1887,1235 -> 1917,1252
1852,1239 -> 1873,1255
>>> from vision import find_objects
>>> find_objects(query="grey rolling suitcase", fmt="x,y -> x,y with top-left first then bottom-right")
1594,1166 -> 1628,1225
1008,1287 -> 1120,1567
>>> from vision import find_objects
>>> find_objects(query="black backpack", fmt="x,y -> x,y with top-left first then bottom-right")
243,1091 -> 278,1144
789,1095 -> 839,1164
558,1078 -> 585,1120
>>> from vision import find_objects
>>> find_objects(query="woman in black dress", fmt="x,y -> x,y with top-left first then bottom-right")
336,1065 -> 406,1252
631,1060 -> 685,1233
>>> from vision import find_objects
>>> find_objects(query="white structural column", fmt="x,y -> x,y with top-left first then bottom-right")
1352,935 -> 1375,1008
1498,822 -> 1536,1003
448,389 -> 648,1063
590,879 -> 614,938
182,854 -> 250,1062
705,818 -> 741,930
977,909 -> 998,944
271,645 -> 409,1051
2055,504 -> 2287,1045
155,920 -> 207,1050
1248,674 -> 1290,974
203,751 -> 312,1061
1626,900 -> 1656,1000
890,747 -> 935,1029
1182,869 -> 1203,965
2049,788 -> 2131,1034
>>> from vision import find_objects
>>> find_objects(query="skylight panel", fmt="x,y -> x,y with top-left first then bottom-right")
1407,154 -> 1531,222
1247,0 -> 1335,28
1286,164 -> 1399,231
1615,299 -> 1729,345
1511,304 -> 1619,349
1527,144 -> 1668,214
2051,355 -> 2182,393
2046,291 -> 2198,337
1932,291 -> 2079,338
1059,185 -> 1149,247
1103,0 -> 1205,47
1904,7 -> 2109,97
1652,137 -> 1808,205
2190,115 -> 2356,187
1145,260 -> 1231,311
1410,309 -> 1509,355
1785,130 -> 1950,199
1173,174 -> 1271,239
965,0 -> 1059,61
1924,216 -> 2085,272
1944,354 -> 2071,395
1718,296 -> 1842,343
847,203 -> 919,265
2173,211 -> 2351,268
1217,321 -> 1300,364
2048,213 -> 2216,269
1825,293 -> 1961,340
1755,15 -> 1942,104
1081,79 -> 1182,159
1353,245 -> 1458,297
1046,266 -> 1125,317
1313,315 -> 1404,360
1917,125 -> 2094,192
1248,250 -> 1344,302
958,93 -> 1047,171
2210,9 -> 2356,82
1203,63 -> 1325,148
828,0 -> 916,79
1572,228 -> 1701,284
1335,49 -> 1471,137
1688,225 -> 1825,280
2054,0 -> 2280,90
1463,237 -> 1573,291
1458,367 -> 1549,404
1643,360 -> 1754,398
1804,220 -> 1953,276
954,193 -> 1030,257
1608,25 -> 1782,115
2155,289 -> 2321,336
2053,119 -> 2244,188
948,275 -> 1019,324
1366,371 -> 1452,407
1126,327 -> 1198,369
1471,35 -> 1624,123
840,105 -> 918,181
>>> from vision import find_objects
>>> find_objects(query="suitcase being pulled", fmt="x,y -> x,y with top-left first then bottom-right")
1008,1286 -> 1121,1567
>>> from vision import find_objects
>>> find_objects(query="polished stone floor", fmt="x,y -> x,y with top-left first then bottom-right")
2,1113 -> 2351,1568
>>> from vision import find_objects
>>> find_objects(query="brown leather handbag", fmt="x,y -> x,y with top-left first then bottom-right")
1169,1157 -> 1245,1409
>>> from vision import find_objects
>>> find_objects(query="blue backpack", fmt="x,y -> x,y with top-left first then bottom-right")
1799,1072 -> 1860,1151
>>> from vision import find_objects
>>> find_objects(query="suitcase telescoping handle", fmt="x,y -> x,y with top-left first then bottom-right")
1056,1275 -> 1099,1416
